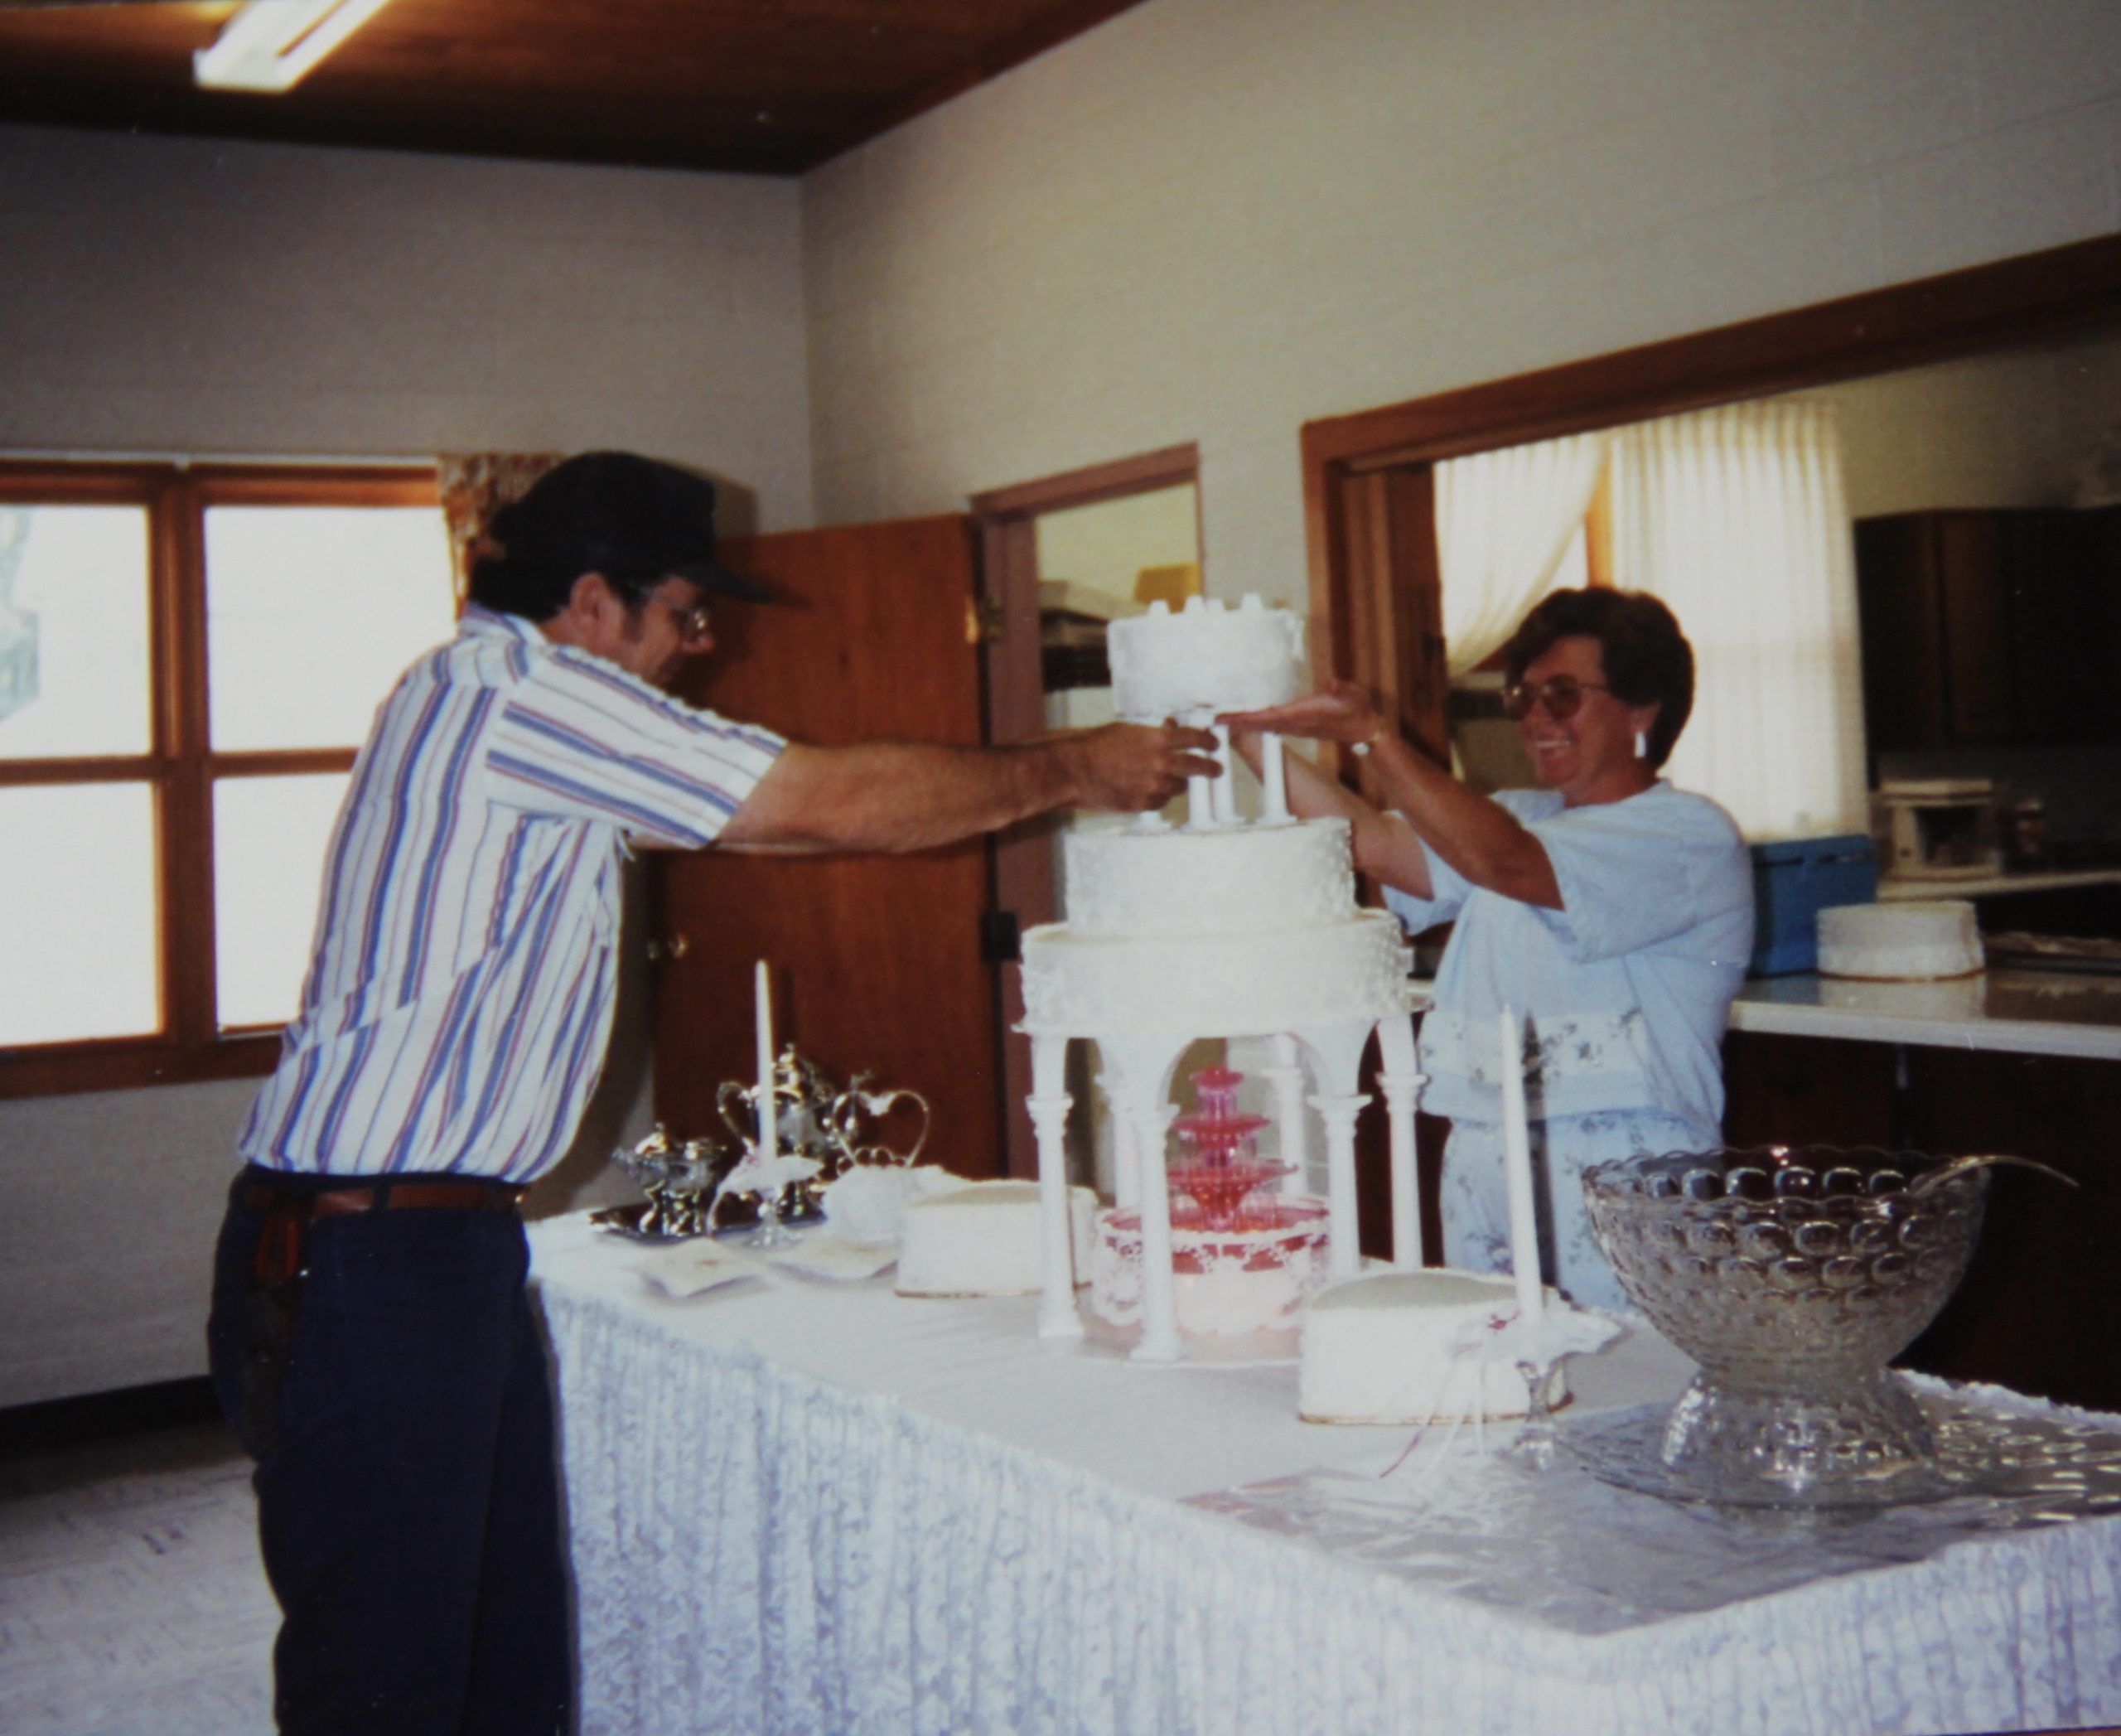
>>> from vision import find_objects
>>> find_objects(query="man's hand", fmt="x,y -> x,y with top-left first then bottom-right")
1056,719 -> 1220,813
1219,679 -> 1384,747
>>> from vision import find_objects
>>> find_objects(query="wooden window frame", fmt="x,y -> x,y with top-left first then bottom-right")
0,460 -> 442,1100
1298,231 -> 2121,786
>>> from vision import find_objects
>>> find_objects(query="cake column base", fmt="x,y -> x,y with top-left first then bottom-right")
1030,1037 -> 1084,1342
1263,1033 -> 1310,1199
1091,1032 -> 1191,1362
1375,1012 -> 1426,1270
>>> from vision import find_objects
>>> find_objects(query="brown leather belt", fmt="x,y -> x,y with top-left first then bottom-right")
242,1178 -> 525,1218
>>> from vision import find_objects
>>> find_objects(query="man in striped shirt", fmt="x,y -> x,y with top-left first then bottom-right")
207,452 -> 1216,1736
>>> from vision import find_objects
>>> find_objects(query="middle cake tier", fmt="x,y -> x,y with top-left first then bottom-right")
1017,817 -> 1418,1037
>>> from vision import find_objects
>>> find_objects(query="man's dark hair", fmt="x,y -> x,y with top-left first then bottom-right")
1501,588 -> 1694,770
466,451 -> 770,621
467,528 -> 662,621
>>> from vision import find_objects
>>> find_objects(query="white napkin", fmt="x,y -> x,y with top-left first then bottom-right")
636,1238 -> 765,1299
769,1236 -> 899,1283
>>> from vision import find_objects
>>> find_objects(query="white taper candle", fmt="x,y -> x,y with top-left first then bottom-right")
1497,1004 -> 1543,1327
754,960 -> 777,1163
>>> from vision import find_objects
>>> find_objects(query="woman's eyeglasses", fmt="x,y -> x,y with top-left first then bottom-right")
1500,675 -> 1611,721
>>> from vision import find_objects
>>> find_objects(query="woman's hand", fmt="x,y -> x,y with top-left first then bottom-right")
1218,679 -> 1384,747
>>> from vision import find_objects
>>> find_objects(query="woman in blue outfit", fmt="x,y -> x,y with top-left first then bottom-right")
1225,588 -> 1753,1310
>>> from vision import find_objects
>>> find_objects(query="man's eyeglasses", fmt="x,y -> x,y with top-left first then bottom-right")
659,600 -> 713,646
1500,675 -> 1611,721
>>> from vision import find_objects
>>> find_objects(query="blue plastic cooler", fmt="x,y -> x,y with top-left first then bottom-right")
1747,834 -> 1878,977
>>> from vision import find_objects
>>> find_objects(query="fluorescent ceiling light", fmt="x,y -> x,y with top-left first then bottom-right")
194,0 -> 398,94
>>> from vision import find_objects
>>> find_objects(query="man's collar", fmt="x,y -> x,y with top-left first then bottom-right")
461,603 -> 550,646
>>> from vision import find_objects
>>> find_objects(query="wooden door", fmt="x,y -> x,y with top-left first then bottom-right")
652,515 -> 1007,1178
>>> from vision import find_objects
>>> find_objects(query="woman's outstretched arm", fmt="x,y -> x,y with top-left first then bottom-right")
1223,682 -> 1559,910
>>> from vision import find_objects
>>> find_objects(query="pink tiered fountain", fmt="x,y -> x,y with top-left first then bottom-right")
1089,1067 -> 1331,1357
1167,1066 -> 1285,1227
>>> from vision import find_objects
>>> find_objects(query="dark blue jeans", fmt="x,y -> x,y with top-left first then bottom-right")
208,1168 -> 572,1736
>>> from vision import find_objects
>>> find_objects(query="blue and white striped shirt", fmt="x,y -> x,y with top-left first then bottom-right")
237,606 -> 785,1183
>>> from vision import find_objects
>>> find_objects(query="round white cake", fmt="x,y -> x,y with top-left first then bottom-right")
1297,1269 -> 1568,1424
1020,817 -> 1417,1037
1816,900 -> 1983,981
894,1179 -> 1096,1297
1107,593 -> 1304,722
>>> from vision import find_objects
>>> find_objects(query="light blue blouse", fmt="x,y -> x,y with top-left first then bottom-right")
1384,781 -> 1754,1145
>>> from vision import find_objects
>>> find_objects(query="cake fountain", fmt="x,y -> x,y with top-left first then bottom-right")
1576,1144 -> 2045,1507
1088,1066 -> 1331,1349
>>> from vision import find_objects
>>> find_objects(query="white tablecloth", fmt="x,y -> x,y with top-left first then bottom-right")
531,1216 -> 2121,1736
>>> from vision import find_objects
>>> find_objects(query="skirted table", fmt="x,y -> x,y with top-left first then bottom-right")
531,1216 -> 2121,1736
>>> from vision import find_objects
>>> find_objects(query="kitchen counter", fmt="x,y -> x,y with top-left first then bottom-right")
1878,865 -> 2121,901
1729,968 -> 2121,1061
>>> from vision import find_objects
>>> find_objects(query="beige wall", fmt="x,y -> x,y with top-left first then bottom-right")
0,123 -> 807,1407
803,0 -> 2121,612
1826,328 -> 2121,518
0,123 -> 811,530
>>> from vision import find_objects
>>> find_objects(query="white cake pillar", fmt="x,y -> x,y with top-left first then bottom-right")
1298,1018 -> 1380,1282
1029,1035 -> 1084,1342
1260,731 -> 1291,824
1181,708 -> 1216,830
1310,1094 -> 1369,1280
1098,1071 -> 1141,1208
1095,1032 -> 1189,1362
1263,1032 -> 1311,1199
1375,1013 -> 1426,1271
1210,723 -> 1239,824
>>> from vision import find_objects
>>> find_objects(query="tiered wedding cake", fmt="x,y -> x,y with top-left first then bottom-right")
1015,594 -> 1425,1361
1019,595 -> 1415,1043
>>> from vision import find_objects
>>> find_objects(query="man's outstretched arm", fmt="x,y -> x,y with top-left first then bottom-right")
715,721 -> 1220,854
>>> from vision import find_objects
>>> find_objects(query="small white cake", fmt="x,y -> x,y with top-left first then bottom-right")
1297,1269 -> 1567,1424
1105,593 -> 1304,722
895,1179 -> 1096,1297
1816,900 -> 1983,981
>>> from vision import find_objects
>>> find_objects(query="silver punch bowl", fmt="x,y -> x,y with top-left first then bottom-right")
1580,1146 -> 1990,1506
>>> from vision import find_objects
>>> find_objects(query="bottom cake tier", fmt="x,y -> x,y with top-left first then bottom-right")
1017,909 -> 1416,1037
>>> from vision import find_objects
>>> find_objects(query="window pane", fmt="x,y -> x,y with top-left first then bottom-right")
0,505 -> 152,760
213,772 -> 349,1030
205,505 -> 455,752
0,784 -> 159,1044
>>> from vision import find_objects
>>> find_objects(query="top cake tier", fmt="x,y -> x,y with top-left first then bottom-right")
1108,594 -> 1305,722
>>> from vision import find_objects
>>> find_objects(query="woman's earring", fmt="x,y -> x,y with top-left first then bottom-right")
1634,729 -> 1648,759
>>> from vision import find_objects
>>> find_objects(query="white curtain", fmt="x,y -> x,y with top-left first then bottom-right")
1435,432 -> 1608,675
1606,400 -> 1867,841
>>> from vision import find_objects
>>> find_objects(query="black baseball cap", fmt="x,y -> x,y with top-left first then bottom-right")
495,451 -> 772,602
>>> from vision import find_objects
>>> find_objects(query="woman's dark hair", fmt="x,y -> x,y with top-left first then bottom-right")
1501,588 -> 1694,770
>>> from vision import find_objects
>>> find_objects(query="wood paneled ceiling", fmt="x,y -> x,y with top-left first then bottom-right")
0,0 -> 1152,176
